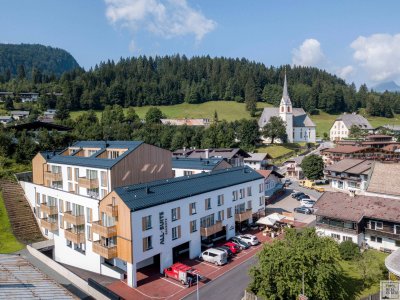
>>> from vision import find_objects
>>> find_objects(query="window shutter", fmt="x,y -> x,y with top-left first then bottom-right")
143,237 -> 147,251
177,207 -> 181,220
222,210 -> 224,221
178,226 -> 181,238
142,217 -> 146,231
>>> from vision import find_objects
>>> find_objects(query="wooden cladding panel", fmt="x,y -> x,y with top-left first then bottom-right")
117,237 -> 132,263
110,143 -> 172,189
32,153 -> 46,185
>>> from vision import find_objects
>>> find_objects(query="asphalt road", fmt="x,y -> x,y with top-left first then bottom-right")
183,256 -> 257,300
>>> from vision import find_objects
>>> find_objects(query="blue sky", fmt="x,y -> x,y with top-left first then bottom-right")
1,0 -> 400,87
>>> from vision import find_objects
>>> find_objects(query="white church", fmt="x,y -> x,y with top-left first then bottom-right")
258,74 -> 316,143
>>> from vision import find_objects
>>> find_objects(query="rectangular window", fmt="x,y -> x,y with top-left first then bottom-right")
59,199 -> 63,213
331,233 -> 340,240
247,200 -> 252,210
371,236 -> 376,242
247,186 -> 252,196
36,192 -> 40,205
227,207 -> 232,218
101,189 -> 107,199
205,198 -> 211,210
171,207 -> 180,221
232,190 -> 238,201
142,215 -> 152,231
217,195 -> 224,206
59,215 -> 64,229
395,225 -> 400,235
68,182 -> 74,192
67,167 -> 72,180
259,183 -> 264,193
377,237 -> 383,243
172,226 -> 181,240
74,168 -> 79,181
66,240 -> 72,248
239,188 -> 245,199
143,236 -> 152,251
190,220 -> 197,233
189,202 -> 196,215
87,169 -> 98,180
100,171 -> 107,187
259,196 -> 264,206
369,221 -> 383,230
86,207 -> 92,223
343,236 -> 353,242
86,225 -> 92,241
184,170 -> 194,176
217,210 -> 224,221
200,214 -> 215,228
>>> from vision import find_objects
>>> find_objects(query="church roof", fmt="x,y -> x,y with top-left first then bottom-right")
280,73 -> 292,107
258,107 -> 316,128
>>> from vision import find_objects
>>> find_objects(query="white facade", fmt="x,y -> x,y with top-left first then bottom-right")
127,178 -> 265,287
316,226 -> 363,247
330,120 -> 349,141
330,176 -> 368,194
293,126 -> 316,143
173,168 -> 209,177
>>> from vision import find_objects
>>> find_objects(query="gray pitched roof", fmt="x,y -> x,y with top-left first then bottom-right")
114,166 -> 263,211
258,107 -> 315,128
172,157 -> 226,170
325,159 -> 373,175
335,114 -> 373,130
44,141 -> 143,169
367,162 -> 400,196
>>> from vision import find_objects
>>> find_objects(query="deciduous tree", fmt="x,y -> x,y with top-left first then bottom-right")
262,116 -> 287,144
301,154 -> 324,179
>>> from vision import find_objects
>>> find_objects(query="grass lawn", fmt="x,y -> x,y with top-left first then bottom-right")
309,111 -> 339,138
340,250 -> 388,299
70,101 -> 273,122
256,142 -> 308,159
0,192 -> 24,253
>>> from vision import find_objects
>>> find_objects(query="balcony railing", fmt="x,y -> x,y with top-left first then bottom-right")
40,203 -> 58,215
44,171 -> 62,181
92,221 -> 117,238
235,209 -> 253,222
365,228 -> 400,240
316,222 -> 358,234
64,228 -> 85,244
92,241 -> 117,259
40,218 -> 58,231
63,211 -> 85,225
78,177 -> 99,189
200,221 -> 223,237
104,205 -> 118,217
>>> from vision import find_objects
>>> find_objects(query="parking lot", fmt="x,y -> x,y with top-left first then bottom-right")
106,230 -> 276,300
267,187 -> 317,225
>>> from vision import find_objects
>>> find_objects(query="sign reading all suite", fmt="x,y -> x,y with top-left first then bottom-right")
159,212 -> 165,244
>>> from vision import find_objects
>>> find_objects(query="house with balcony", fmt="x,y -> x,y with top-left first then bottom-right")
283,156 -> 304,179
244,153 -> 273,170
19,141 -> 172,277
92,166 -> 264,287
172,157 -> 231,177
324,159 -> 373,193
315,192 -> 400,252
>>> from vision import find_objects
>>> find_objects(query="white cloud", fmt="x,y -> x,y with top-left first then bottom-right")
292,39 -> 325,67
104,0 -> 216,51
351,33 -> 400,82
337,65 -> 355,80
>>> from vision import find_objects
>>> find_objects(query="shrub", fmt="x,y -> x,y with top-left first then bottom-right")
339,240 -> 360,260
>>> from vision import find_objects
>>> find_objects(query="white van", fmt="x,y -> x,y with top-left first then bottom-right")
199,248 -> 228,266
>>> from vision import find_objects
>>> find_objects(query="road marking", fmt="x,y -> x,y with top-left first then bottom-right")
194,259 -> 221,269
161,277 -> 186,289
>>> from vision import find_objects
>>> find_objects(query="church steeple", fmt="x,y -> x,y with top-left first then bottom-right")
280,72 -> 292,107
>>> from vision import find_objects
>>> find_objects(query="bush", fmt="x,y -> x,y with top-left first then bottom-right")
339,240 -> 360,260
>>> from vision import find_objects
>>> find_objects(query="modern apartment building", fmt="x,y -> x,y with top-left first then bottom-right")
20,141 -> 172,278
94,167 -> 264,287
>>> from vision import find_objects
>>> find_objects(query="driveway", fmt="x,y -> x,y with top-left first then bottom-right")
266,188 -> 316,225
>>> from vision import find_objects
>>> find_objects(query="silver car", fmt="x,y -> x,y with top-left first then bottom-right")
238,234 -> 260,246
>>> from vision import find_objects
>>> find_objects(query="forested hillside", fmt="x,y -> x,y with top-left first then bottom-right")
0,44 -> 79,80
0,54 -> 399,117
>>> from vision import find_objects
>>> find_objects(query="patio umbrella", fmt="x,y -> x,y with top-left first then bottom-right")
256,216 -> 276,226
267,213 -> 286,222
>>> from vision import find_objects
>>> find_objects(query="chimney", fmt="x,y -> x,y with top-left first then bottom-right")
349,190 -> 356,197
205,149 -> 209,159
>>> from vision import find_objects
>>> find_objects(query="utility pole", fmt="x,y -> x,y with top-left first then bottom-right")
197,273 -> 199,300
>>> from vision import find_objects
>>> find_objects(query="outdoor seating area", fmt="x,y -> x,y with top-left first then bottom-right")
256,212 -> 295,238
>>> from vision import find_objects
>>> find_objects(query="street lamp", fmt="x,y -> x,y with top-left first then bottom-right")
197,273 -> 199,300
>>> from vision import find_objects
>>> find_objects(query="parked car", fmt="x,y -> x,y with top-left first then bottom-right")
215,246 -> 233,258
291,192 -> 305,198
314,179 -> 329,185
222,242 -> 241,254
296,194 -> 311,201
284,178 -> 292,186
230,237 -> 250,250
300,199 -> 316,208
294,207 -> 312,214
238,234 -> 260,246
199,248 -> 228,265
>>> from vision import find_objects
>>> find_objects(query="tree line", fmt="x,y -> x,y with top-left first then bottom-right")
1,55 -> 399,117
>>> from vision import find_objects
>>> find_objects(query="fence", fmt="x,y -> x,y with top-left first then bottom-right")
15,171 -> 33,182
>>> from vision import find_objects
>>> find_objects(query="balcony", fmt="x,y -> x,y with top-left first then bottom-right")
365,228 -> 400,240
92,241 -> 117,259
44,171 -> 62,181
104,205 -> 118,217
235,209 -> 253,222
200,221 -> 223,237
64,229 -> 85,244
63,211 -> 85,225
40,203 -> 58,215
78,177 -> 99,189
316,222 -> 358,234
92,221 -> 117,238
40,218 -> 58,231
